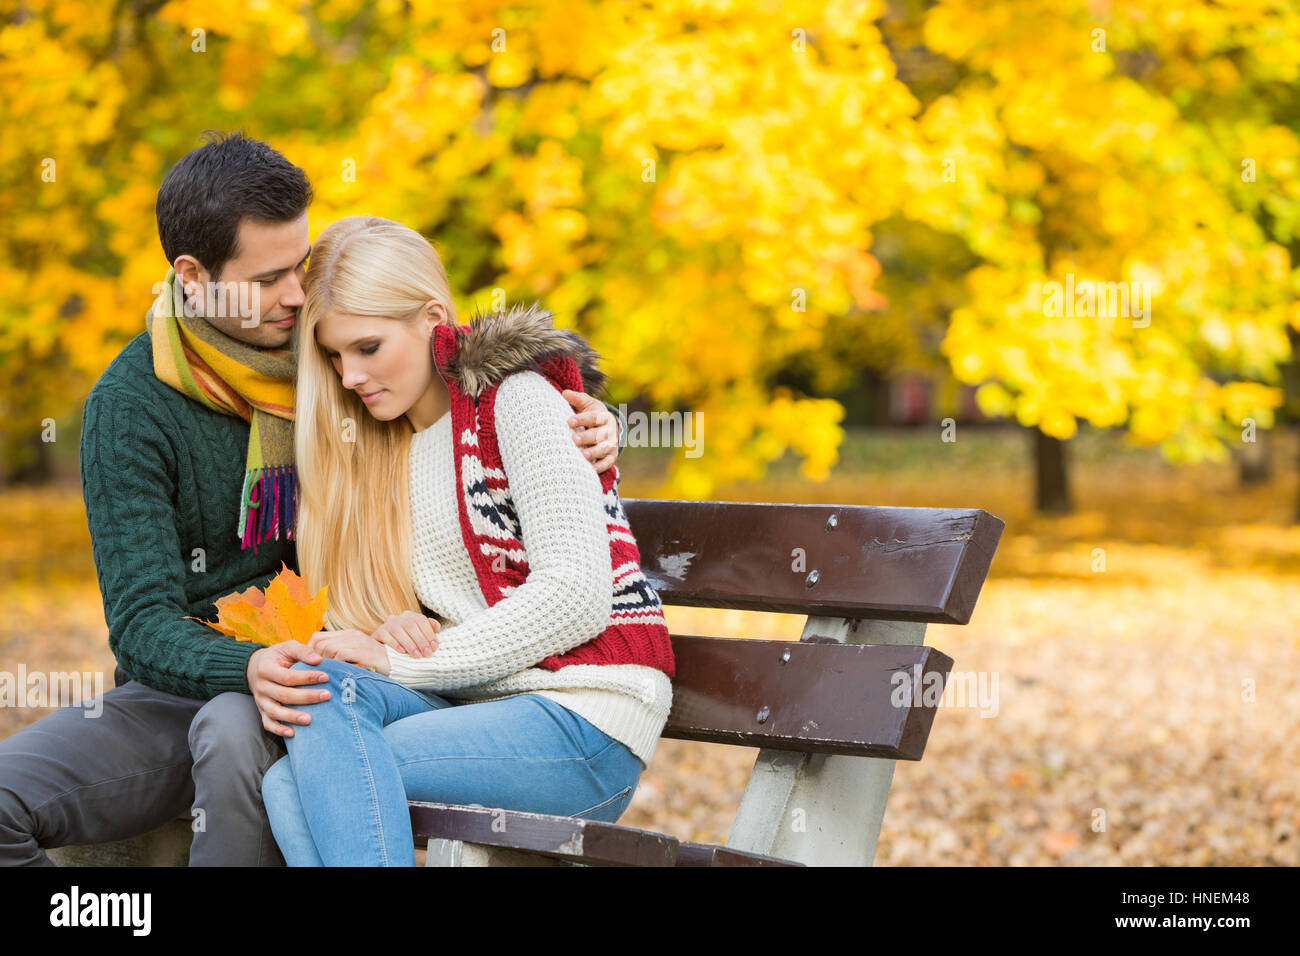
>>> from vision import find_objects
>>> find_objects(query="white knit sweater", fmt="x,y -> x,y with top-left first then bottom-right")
384,370 -> 673,768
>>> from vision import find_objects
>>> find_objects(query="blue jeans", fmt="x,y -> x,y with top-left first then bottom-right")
261,658 -> 643,866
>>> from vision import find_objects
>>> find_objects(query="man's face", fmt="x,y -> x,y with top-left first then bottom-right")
178,212 -> 310,349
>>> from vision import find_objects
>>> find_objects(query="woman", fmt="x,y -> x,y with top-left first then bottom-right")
260,216 -> 675,866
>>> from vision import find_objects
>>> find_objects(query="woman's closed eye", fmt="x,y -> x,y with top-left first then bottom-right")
325,344 -> 380,358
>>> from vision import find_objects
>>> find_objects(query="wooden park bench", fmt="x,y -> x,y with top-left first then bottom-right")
48,498 -> 1002,867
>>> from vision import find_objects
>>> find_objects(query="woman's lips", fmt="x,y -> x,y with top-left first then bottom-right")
359,389 -> 386,404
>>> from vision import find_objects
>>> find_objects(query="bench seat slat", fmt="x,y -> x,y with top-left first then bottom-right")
675,841 -> 804,867
411,804 -> 803,868
409,802 -> 678,866
662,635 -> 953,760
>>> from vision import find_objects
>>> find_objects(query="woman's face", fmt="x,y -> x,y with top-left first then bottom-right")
315,307 -> 440,422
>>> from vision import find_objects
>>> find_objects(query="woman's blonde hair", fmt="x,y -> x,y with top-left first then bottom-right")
294,215 -> 457,633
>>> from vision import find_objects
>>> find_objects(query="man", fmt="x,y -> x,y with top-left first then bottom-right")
0,131 -> 622,866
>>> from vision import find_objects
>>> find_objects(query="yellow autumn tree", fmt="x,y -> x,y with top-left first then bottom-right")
897,0 -> 1299,508
3,0 -> 1296,506
3,0 -> 929,495
275,0 -> 926,496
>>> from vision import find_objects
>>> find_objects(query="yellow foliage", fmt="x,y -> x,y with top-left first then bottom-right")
2,0 -> 1297,488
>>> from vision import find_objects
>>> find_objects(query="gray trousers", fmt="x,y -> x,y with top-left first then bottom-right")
0,666 -> 287,866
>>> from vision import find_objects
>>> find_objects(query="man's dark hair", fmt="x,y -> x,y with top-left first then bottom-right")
156,130 -> 313,280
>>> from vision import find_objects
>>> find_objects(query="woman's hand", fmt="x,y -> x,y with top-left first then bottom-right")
562,389 -> 620,475
370,610 -> 441,658
307,628 -> 391,674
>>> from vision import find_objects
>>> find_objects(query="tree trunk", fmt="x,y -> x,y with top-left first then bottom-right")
5,431 -> 54,486
1034,427 -> 1073,514
1295,423 -> 1300,525
858,367 -> 893,427
1288,325 -> 1300,525
1237,422 -> 1272,485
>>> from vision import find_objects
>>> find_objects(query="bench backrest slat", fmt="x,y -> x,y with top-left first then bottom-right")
624,499 -> 1003,624
661,634 -> 952,760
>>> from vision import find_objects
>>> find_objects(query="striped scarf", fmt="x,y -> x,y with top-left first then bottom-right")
147,268 -> 297,552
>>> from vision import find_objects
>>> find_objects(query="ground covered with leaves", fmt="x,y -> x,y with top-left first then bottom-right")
3,425 -> 1297,864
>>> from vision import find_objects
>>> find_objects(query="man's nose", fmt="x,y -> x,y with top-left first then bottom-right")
281,272 -> 306,308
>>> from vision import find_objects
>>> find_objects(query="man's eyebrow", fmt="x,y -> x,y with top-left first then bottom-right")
249,246 -> 311,281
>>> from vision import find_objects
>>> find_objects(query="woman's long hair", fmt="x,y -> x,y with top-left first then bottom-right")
295,215 -> 457,633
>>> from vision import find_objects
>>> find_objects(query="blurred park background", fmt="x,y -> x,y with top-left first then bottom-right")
2,0 -> 1299,864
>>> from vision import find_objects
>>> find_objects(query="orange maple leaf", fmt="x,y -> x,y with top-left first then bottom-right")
188,563 -> 329,646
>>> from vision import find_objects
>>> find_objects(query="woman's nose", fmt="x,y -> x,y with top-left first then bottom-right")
340,362 -> 367,390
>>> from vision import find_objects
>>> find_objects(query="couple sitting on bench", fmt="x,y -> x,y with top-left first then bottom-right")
0,133 -> 672,867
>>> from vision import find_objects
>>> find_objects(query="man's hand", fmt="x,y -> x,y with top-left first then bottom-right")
308,628 -> 391,674
368,611 -> 440,658
563,389 -> 620,475
246,641 -> 331,738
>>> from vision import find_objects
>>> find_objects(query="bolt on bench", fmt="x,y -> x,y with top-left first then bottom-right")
48,498 -> 1002,868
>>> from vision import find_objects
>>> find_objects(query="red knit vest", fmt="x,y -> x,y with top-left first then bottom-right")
432,321 -> 675,677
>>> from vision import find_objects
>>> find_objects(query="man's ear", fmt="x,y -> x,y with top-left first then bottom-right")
174,255 -> 206,298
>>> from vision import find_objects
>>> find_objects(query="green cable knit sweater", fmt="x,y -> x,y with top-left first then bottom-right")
80,332 -> 296,700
